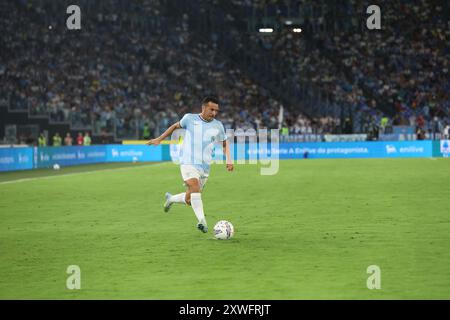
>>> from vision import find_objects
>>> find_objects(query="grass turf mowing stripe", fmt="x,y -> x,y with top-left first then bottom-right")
0,162 -> 169,185
0,158 -> 449,299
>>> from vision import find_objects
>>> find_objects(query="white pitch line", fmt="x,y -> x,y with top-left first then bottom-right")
0,162 -> 170,185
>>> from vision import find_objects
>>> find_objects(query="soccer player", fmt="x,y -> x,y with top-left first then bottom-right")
146,96 -> 233,233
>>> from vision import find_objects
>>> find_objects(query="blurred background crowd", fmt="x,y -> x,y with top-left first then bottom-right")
0,0 -> 449,145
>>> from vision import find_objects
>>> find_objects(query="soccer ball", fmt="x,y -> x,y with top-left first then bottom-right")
53,164 -> 60,170
213,220 -> 234,240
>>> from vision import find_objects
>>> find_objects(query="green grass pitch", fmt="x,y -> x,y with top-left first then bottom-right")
1,159 -> 449,299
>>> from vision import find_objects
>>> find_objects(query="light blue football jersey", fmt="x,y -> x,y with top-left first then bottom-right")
179,113 -> 227,173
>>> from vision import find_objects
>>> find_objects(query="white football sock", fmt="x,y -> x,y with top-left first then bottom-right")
190,193 -> 206,224
169,192 -> 186,204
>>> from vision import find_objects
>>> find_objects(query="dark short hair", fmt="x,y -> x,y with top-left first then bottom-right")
202,96 -> 219,105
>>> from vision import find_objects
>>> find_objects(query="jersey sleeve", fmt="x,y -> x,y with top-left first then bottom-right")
179,113 -> 190,129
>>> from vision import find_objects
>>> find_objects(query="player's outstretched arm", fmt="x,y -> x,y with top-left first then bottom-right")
223,139 -> 234,171
146,122 -> 181,145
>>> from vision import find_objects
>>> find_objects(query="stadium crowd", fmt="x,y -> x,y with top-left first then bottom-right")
235,0 -> 449,136
1,0 -> 291,144
1,0 -> 448,144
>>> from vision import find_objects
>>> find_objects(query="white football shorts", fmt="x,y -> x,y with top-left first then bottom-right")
180,165 -> 209,190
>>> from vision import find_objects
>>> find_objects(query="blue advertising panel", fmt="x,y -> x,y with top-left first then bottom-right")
0,141 -> 435,173
379,141 -> 433,158
34,145 -> 164,169
210,141 -> 433,161
378,134 -> 417,141
393,126 -> 415,134
0,147 -> 34,172
36,146 -> 107,168
106,145 -> 163,162
271,141 -> 432,159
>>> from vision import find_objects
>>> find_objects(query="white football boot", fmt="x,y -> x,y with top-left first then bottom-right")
163,192 -> 173,213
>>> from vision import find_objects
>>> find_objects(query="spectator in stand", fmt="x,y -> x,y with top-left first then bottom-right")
52,133 -> 62,147
38,133 -> 47,147
142,123 -> 151,140
76,132 -> 84,146
83,132 -> 92,146
417,127 -> 426,140
100,129 -> 110,144
64,133 -> 73,146
444,125 -> 450,139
